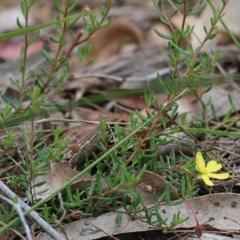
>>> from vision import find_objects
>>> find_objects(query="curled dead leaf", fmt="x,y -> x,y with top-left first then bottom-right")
88,18 -> 144,65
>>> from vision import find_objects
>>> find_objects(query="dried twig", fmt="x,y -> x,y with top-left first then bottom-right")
0,181 -> 64,240
0,195 -> 32,240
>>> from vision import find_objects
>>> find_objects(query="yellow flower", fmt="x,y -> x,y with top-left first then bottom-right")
195,152 -> 229,186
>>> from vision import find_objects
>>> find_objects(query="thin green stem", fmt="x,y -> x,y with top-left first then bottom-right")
19,2 -> 30,112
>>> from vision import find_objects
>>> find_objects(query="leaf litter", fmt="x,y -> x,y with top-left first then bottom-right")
1,0 -> 240,239
37,193 -> 240,240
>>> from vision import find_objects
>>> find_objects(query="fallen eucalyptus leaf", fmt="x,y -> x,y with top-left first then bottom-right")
37,193 -> 240,240
33,162 -> 93,201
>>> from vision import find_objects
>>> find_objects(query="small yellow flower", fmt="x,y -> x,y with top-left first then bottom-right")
195,152 -> 229,186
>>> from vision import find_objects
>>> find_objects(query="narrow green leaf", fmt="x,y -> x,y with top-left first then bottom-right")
43,204 -> 49,220
33,181 -> 47,188
42,49 -> 54,64
186,128 -> 240,137
20,0 -> 27,18
0,12 -> 83,41
9,78 -> 20,88
68,15 -> 82,28
100,6 -> 107,18
49,36 -> 61,43
29,0 -> 37,8
54,0 -> 64,14
99,18 -> 113,29
16,17 -> 24,29
154,29 -> 172,40
207,32 -> 218,40
171,43 -> 191,56
20,46 -> 25,61
189,3 -> 207,15
28,30 -> 40,46
25,190 -> 32,203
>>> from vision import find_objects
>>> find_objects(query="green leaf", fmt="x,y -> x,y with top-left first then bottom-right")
186,128 -> 240,137
203,26 -> 208,35
154,29 -> 172,40
100,6 -> 107,18
54,0 -> 64,14
28,30 -> 40,46
0,12 -> 83,41
174,0 -> 184,4
157,73 -> 170,94
152,0 -> 162,9
68,15 -> 82,28
43,204 -> 49,220
16,17 -> 24,29
115,213 -> 122,225
36,188 -> 49,195
20,46 -> 25,61
9,78 -> 20,88
169,10 -> 178,19
78,44 -> 92,62
20,0 -> 27,18
207,32 -> 218,40
42,49 -> 54,64
171,43 -> 191,56
99,18 -> 113,29
159,15 -> 168,25
26,190 -> 33,203
213,52 -> 222,62
33,181 -> 47,188
49,36 -> 61,43
21,127 -> 30,142
189,3 -> 207,15
29,0 -> 37,8
68,1 -> 78,12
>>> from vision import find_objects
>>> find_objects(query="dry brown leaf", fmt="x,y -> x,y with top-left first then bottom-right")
37,193 -> 240,240
88,18 -> 144,65
33,162 -> 93,201
116,95 -> 148,110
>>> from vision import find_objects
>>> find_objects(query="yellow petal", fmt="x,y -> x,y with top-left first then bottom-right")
206,160 -> 222,173
202,175 -> 214,186
196,152 -> 206,172
207,172 -> 230,180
